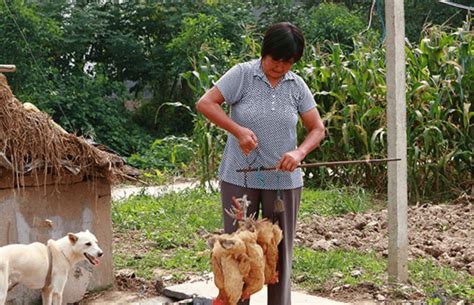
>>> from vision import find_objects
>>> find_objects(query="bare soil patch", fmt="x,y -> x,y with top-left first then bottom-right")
296,194 -> 473,275
295,194 -> 473,303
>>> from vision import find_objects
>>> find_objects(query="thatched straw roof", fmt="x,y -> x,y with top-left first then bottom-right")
0,73 -> 134,187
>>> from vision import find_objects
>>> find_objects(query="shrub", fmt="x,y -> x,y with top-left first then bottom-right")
303,3 -> 367,49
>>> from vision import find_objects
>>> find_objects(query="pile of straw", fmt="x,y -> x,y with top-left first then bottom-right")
0,73 -> 129,186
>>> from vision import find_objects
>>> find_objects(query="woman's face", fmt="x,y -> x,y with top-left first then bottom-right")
261,55 -> 294,81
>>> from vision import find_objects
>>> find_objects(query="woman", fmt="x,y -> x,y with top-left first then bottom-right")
196,22 -> 325,305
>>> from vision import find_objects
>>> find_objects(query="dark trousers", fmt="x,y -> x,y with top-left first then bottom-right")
220,180 -> 302,305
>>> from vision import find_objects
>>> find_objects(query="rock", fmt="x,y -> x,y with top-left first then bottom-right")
452,242 -> 462,252
116,269 -> 136,278
468,262 -> 474,276
333,272 -> 344,278
375,293 -> 386,301
350,270 -> 362,277
355,221 -> 367,230
324,231 -> 333,239
331,286 -> 342,293
295,274 -> 306,283
425,246 -> 443,258
311,239 -> 331,251
152,276 -> 165,294
367,220 -> 379,228
349,239 -> 362,247
463,251 -> 473,263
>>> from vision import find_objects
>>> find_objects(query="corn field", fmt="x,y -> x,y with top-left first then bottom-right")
186,21 -> 473,202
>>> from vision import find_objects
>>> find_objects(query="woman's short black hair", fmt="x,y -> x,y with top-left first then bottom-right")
261,22 -> 305,63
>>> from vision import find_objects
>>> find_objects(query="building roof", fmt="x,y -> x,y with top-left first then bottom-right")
0,73 -> 135,186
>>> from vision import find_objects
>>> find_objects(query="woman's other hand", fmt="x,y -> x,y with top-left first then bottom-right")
277,108 -> 325,171
196,87 -> 258,156
277,149 -> 305,171
237,127 -> 258,155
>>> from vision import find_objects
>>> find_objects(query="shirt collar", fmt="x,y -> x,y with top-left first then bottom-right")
252,58 -> 295,82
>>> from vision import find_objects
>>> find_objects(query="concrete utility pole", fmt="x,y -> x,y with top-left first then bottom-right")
385,0 -> 408,282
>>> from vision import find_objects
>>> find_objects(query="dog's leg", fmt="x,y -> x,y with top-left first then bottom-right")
51,279 -> 67,305
51,288 -> 65,305
0,262 -> 8,305
42,286 -> 53,305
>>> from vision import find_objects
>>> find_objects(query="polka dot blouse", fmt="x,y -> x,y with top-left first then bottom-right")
215,59 -> 316,190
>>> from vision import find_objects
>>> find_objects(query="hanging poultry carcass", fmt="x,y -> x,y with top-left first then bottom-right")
235,220 -> 265,301
255,219 -> 283,284
210,195 -> 283,305
210,233 -> 250,305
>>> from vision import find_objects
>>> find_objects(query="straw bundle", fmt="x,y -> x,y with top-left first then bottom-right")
0,73 -> 129,186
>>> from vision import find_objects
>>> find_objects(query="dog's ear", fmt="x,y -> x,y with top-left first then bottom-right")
68,233 -> 78,245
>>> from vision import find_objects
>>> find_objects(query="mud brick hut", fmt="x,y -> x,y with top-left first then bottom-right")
0,73 -> 134,304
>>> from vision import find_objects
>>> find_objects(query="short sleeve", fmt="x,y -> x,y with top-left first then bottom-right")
215,64 -> 245,105
298,80 -> 317,114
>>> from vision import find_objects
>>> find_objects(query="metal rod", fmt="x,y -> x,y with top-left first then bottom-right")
0,65 -> 16,73
236,158 -> 401,173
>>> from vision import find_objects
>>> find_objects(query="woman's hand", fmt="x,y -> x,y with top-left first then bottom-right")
196,87 -> 259,156
277,149 -> 305,171
237,127 -> 258,155
276,108 -> 325,171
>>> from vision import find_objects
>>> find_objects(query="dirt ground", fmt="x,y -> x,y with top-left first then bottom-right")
83,193 -> 473,304
295,193 -> 473,303
297,194 -> 473,275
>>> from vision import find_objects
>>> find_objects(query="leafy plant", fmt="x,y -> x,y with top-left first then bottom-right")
182,56 -> 227,189
297,20 -> 473,201
127,135 -> 195,172
302,2 -> 368,49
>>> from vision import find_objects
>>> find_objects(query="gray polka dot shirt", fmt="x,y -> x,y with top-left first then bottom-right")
215,59 -> 316,190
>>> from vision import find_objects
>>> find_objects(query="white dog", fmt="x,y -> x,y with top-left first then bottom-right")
0,230 -> 103,305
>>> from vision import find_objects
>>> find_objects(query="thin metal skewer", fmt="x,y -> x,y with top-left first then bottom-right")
236,158 -> 401,173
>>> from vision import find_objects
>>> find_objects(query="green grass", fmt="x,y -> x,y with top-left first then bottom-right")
292,247 -> 386,290
293,246 -> 473,302
114,240 -> 211,280
112,189 -> 221,278
111,187 -> 473,302
300,186 -> 374,217
409,258 -> 474,302
113,189 -> 222,247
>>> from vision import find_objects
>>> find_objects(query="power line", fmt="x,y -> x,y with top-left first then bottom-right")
439,0 -> 473,11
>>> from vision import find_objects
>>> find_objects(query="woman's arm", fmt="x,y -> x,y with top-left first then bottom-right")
196,86 -> 257,155
277,108 -> 325,171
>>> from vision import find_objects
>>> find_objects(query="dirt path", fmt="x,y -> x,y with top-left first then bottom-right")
112,180 -> 218,201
